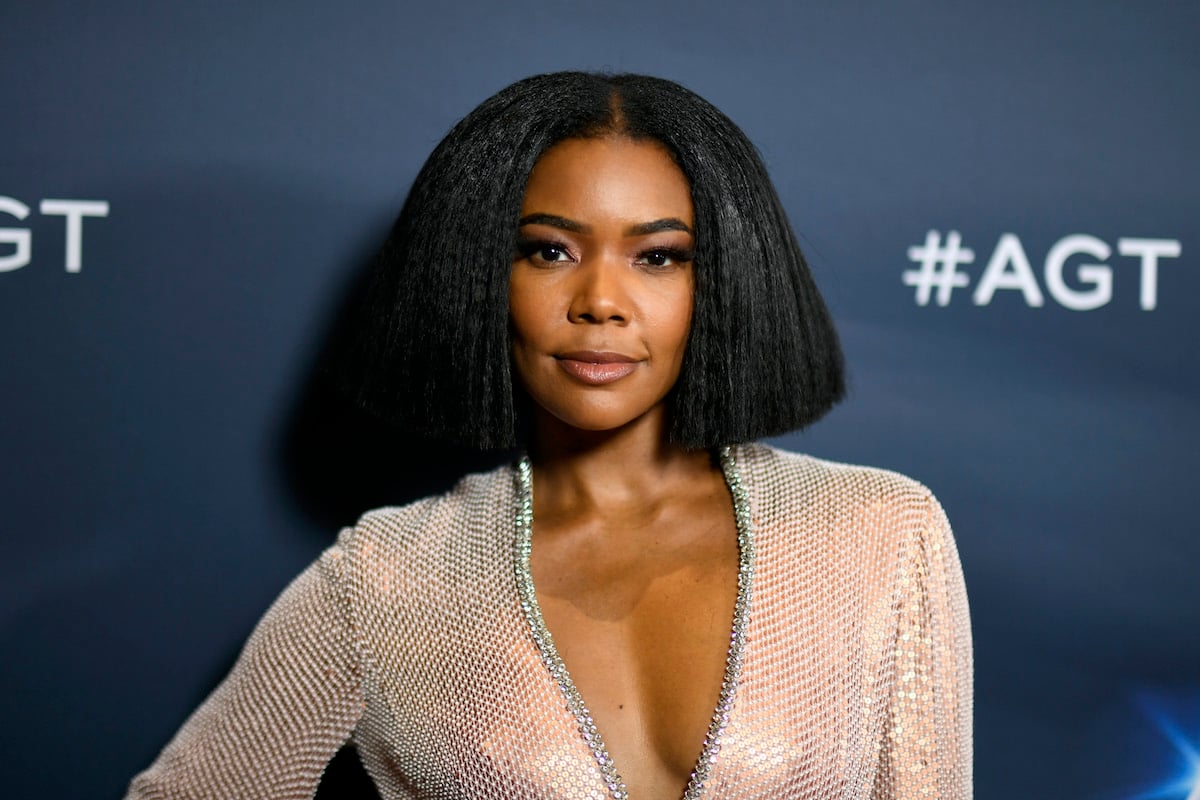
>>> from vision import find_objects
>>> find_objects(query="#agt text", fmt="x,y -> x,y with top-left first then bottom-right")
0,195 -> 110,273
904,230 -> 1182,311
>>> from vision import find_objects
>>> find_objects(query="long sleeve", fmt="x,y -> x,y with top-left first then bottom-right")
126,540 -> 365,800
872,494 -> 973,799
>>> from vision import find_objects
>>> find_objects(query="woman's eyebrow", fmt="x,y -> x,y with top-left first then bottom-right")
518,213 -> 588,233
625,218 -> 693,236
517,214 -> 693,237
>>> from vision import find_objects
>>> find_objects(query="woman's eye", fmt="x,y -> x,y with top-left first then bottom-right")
537,245 -> 569,262
636,248 -> 692,269
517,240 -> 572,264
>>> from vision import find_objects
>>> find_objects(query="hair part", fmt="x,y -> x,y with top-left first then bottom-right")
341,71 -> 844,449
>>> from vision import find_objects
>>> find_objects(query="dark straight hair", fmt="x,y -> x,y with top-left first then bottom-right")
341,71 -> 844,449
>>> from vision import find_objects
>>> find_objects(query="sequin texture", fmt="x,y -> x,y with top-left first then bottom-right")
126,444 -> 973,799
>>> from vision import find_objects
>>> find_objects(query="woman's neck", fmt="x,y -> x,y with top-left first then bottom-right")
527,409 -> 720,514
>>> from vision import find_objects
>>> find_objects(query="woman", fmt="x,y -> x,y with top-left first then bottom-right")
127,72 -> 971,799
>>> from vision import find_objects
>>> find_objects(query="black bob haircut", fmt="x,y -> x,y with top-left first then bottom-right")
342,71 -> 845,449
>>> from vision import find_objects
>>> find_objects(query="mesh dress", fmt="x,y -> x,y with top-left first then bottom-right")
126,443 -> 972,799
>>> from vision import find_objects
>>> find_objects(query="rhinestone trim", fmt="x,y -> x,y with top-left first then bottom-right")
514,446 -> 755,800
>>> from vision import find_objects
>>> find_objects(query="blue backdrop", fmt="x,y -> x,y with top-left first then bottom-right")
2,2 -> 1197,798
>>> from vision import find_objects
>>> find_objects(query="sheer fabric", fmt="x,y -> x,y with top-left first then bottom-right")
127,444 -> 972,799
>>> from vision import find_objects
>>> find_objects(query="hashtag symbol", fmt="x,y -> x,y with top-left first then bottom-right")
903,230 -> 974,306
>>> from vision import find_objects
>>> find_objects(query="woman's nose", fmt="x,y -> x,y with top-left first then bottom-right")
566,257 -> 630,324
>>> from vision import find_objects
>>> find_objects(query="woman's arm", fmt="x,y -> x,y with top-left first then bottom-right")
126,540 -> 364,800
873,495 -> 973,799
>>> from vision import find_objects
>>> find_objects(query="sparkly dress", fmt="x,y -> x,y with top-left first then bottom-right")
126,443 -> 972,799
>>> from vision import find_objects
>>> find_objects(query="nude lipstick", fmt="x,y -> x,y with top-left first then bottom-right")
555,351 -> 639,385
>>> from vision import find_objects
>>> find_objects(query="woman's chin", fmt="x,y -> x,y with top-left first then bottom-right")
534,405 -> 671,442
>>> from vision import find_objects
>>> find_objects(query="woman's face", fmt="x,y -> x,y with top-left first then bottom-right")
509,136 -> 696,436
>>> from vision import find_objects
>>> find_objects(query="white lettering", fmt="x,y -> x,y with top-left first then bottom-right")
0,195 -> 32,273
1117,238 -> 1182,311
1044,234 -> 1112,311
973,233 -> 1045,307
39,199 -> 110,273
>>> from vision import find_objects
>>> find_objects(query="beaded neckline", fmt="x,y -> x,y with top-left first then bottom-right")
513,446 -> 755,800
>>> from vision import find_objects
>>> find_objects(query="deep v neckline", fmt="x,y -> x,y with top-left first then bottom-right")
513,446 -> 756,800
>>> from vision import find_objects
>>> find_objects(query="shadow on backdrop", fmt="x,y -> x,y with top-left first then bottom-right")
279,238 -> 517,533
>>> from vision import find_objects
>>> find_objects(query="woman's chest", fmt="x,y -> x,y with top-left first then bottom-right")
349,543 -> 898,800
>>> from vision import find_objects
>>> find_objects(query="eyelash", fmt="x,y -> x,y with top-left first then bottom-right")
636,247 -> 694,269
515,238 -> 694,270
515,239 -> 573,264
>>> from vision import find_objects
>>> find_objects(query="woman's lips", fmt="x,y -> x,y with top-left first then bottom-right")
555,351 -> 640,385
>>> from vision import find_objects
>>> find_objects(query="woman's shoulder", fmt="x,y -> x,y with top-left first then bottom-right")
738,442 -> 940,504
333,460 -> 517,565
735,442 -> 951,546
